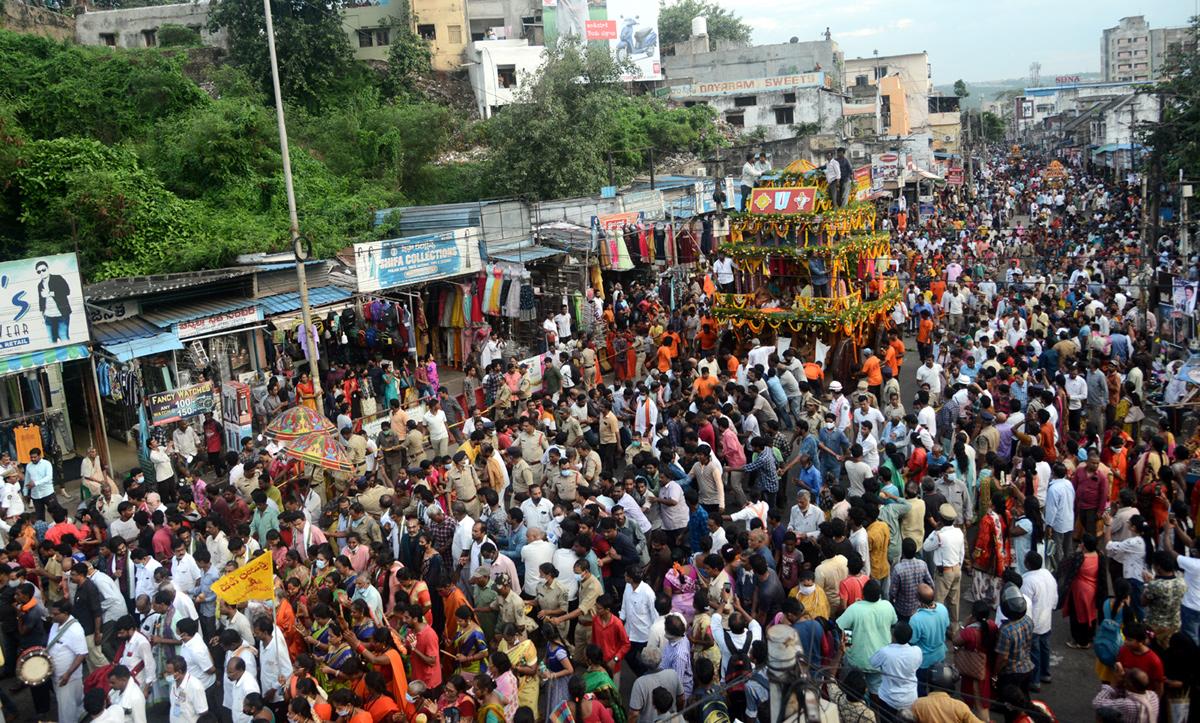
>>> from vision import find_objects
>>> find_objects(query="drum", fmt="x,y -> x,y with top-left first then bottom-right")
17,647 -> 53,686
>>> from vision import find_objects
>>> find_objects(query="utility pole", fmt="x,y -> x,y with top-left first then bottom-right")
263,0 -> 321,396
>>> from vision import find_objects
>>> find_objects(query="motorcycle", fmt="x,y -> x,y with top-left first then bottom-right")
615,15 -> 657,61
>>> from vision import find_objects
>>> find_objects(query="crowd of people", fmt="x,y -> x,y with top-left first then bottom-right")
0,146 -> 1193,723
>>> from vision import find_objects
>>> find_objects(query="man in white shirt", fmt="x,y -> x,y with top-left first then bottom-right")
520,527 -> 556,596
252,612 -> 294,704
177,619 -> 217,696
171,540 -> 202,594
739,155 -> 762,212
172,421 -> 201,464
47,600 -> 89,723
226,656 -> 260,723
422,401 -> 450,458
132,550 -> 162,601
1021,551 -> 1057,686
708,610 -> 763,678
166,656 -> 208,723
110,503 -> 139,543
519,484 -> 554,532
620,568 -> 657,669
0,469 -> 24,522
553,304 -> 573,344
922,505 -> 965,631
713,252 -> 736,293
450,503 -> 475,562
108,664 -> 147,723
634,394 -> 658,439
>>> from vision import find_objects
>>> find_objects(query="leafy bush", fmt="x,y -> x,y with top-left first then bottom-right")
157,23 -> 202,47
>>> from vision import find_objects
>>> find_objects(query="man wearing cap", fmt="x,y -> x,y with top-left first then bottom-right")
447,452 -> 482,520
922,504 -> 965,631
375,421 -> 404,484
517,418 -> 549,489
974,411 -> 1000,459
828,382 -> 852,438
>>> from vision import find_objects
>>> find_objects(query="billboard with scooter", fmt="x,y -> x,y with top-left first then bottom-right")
541,0 -> 661,81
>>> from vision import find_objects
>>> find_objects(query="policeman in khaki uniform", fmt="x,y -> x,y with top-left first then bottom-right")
447,451 -> 482,520
551,457 -> 583,504
577,441 -> 601,487
402,420 -> 426,466
556,407 -> 583,448
505,446 -> 534,505
517,418 -> 549,487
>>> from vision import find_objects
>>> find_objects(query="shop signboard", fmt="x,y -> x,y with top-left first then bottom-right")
518,353 -> 547,391
747,187 -> 819,214
147,381 -> 217,426
947,167 -> 965,186
88,300 -> 141,325
668,73 -> 826,98
176,306 -> 262,339
354,228 -> 483,293
871,152 -> 902,188
592,211 -> 643,230
0,253 -> 86,357
542,0 -> 661,81
621,190 -> 665,220
919,202 -> 935,220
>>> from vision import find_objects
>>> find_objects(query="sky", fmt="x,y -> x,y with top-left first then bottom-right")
712,0 -> 1196,84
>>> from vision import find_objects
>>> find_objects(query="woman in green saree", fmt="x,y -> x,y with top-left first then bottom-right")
581,644 -> 626,723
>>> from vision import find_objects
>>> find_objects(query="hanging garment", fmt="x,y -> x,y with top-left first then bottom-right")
638,225 -> 650,262
488,265 -> 504,314
299,323 -> 321,365
519,281 -> 536,322
14,424 -> 41,464
450,288 -> 467,328
653,226 -> 666,262
460,284 -> 473,325
482,269 -> 497,315
505,269 -> 522,318
666,224 -> 678,266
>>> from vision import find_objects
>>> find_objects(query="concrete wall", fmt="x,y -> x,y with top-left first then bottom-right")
662,38 -> 840,86
75,2 -> 226,49
844,52 -> 930,132
342,4 -> 405,63
463,0 -> 536,41
1,2 -> 74,43
676,85 -> 836,142
411,0 -> 468,71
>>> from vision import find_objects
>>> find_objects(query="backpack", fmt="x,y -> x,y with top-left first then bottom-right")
1094,599 -> 1124,667
723,628 -> 753,710
816,617 -> 842,666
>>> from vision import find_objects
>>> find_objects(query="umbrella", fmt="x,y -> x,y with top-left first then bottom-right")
263,406 -> 336,441
282,432 -> 355,472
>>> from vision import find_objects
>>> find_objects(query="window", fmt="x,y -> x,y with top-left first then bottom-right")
100,33 -> 116,46
734,96 -> 757,107
783,92 -> 796,103
1135,62 -> 1147,69
774,107 -> 794,124
873,65 -> 888,79
448,25 -> 462,43
375,28 -> 390,45
417,24 -> 436,40
142,29 -> 156,46
497,64 -> 516,88
726,114 -> 745,127
358,30 -> 374,47
855,75 -> 869,86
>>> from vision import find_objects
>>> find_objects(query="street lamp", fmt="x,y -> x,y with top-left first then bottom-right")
262,0 -> 322,397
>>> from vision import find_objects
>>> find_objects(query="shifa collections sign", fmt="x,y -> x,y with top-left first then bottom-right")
542,0 -> 662,81
0,254 -> 86,358
354,228 -> 484,293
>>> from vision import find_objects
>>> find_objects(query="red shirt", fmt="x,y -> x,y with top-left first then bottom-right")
591,613 -> 631,673
592,533 -> 612,577
1117,646 -> 1164,685
839,574 -> 869,609
410,624 -> 442,689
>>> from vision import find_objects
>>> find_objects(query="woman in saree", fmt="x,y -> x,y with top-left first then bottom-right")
971,492 -> 1011,606
489,652 -> 520,723
551,675 -> 615,723
381,363 -> 399,409
350,599 -> 376,641
541,622 -> 574,718
309,548 -> 336,596
452,605 -> 490,681
473,675 -> 507,723
296,372 -> 318,412
317,623 -> 357,692
498,622 -> 539,714
952,600 -> 997,721
662,549 -> 699,624
581,644 -> 626,723
1061,533 -> 1106,650
437,675 -> 478,722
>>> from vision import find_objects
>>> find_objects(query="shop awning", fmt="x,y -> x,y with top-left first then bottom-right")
141,297 -> 260,328
915,168 -> 945,182
0,344 -> 90,373
258,286 -> 354,316
488,241 -> 568,263
92,317 -> 184,362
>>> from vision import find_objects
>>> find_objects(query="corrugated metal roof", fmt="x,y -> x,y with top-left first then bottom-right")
490,245 -> 566,263
85,268 -> 257,302
374,203 -> 483,232
258,286 -> 353,316
140,297 -> 260,327
92,317 -> 168,344
252,260 -> 331,272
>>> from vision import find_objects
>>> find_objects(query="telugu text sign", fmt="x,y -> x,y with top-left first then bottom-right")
668,73 -> 826,98
212,552 -> 275,605
176,306 -> 261,339
747,187 -> 820,215
146,381 -> 217,426
947,167 -> 964,186
0,254 -> 86,357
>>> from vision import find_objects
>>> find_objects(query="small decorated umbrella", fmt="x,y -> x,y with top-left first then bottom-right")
282,432 -> 355,472
263,406 -> 336,441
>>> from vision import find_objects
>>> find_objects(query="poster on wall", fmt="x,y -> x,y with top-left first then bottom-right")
854,167 -> 871,201
354,228 -> 483,293
542,0 -> 661,81
1174,278 -> 1198,315
0,253 -> 86,359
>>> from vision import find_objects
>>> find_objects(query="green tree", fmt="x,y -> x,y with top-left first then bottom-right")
657,0 -> 751,50
1143,18 -> 1199,179
207,0 -> 355,111
981,111 -> 1005,142
157,23 -> 202,47
790,121 -> 820,138
953,79 -> 969,97
380,12 -> 431,97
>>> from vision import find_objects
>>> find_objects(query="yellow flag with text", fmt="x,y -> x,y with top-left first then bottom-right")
212,552 -> 275,606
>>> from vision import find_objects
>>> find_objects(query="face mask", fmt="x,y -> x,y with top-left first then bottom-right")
405,694 -> 416,704
315,560 -> 327,569
825,423 -> 834,430
554,514 -> 564,523
134,563 -> 144,570
444,463 -> 452,470
631,441 -> 641,447
336,710 -> 350,718
799,584 -> 816,595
